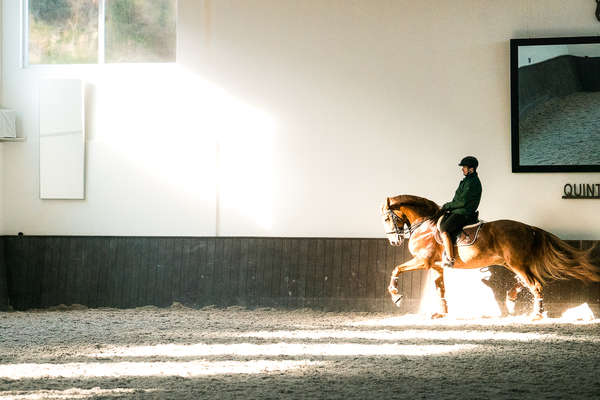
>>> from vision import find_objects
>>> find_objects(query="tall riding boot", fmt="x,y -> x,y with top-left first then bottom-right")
441,232 -> 455,268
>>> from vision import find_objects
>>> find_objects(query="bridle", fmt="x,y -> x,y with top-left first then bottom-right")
383,209 -> 430,244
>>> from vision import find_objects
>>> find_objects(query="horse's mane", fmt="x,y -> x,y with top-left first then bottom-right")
388,195 -> 441,219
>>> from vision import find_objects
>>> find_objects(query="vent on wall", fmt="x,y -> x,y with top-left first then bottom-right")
0,109 -> 16,138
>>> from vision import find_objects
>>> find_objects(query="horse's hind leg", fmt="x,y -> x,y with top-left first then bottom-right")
507,281 -> 524,302
513,272 -> 545,320
531,282 -> 545,319
430,266 -> 448,319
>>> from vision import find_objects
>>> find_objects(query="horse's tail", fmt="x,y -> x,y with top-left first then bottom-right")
530,228 -> 600,284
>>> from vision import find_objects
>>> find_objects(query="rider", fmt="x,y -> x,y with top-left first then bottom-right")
439,156 -> 482,268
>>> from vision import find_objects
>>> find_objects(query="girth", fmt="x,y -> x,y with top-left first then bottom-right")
434,217 -> 484,247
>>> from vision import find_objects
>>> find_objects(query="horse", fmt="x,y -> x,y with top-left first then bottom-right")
381,194 -> 600,319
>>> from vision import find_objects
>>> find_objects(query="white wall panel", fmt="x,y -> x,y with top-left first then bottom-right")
39,79 -> 85,199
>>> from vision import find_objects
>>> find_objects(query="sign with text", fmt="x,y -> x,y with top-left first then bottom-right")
562,183 -> 600,199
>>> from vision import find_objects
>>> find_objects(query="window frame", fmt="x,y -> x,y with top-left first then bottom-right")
22,0 -> 177,68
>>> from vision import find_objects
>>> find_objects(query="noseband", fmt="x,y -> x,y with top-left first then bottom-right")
384,209 -> 411,243
384,209 -> 429,243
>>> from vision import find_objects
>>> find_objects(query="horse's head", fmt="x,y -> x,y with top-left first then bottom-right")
381,199 -> 410,246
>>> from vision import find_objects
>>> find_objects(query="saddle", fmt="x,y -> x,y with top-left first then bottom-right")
434,215 -> 484,247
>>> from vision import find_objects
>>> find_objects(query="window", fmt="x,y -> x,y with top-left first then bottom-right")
26,0 -> 176,65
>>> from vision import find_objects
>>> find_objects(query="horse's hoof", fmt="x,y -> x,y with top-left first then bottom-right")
531,313 -> 545,321
431,312 -> 447,319
391,294 -> 404,306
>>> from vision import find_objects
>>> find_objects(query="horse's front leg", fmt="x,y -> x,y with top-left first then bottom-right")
388,257 -> 427,306
430,266 -> 448,318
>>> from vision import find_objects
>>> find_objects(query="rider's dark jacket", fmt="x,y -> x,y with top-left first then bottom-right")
442,172 -> 482,220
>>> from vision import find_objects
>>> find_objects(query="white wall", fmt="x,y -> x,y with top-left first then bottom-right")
0,2 -> 3,236
2,0 -> 600,239
0,143 -> 3,236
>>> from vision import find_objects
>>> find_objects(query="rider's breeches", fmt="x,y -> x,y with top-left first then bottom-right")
439,213 -> 469,241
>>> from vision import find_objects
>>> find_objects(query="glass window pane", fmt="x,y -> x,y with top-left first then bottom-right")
105,0 -> 176,63
29,0 -> 99,64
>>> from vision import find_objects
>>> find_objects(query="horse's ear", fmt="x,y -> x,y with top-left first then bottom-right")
386,197 -> 391,209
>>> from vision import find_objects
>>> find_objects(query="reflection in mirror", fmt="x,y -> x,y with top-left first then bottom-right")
39,79 -> 85,199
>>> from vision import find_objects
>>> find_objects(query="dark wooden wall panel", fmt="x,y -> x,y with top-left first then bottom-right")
2,236 -> 598,313
0,239 -> 8,310
5,237 -> 24,310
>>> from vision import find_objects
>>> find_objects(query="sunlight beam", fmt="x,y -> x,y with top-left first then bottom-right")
0,388 -> 149,400
0,360 -> 320,380
561,303 -> 595,321
90,342 -> 476,358
349,314 -> 600,326
419,268 -> 503,318
235,329 -> 600,343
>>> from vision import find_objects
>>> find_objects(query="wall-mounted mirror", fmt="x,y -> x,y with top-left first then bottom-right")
39,79 -> 85,199
511,36 -> 600,172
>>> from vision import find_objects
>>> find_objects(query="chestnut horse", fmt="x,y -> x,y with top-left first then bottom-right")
382,195 -> 600,319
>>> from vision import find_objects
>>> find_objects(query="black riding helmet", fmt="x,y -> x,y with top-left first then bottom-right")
459,156 -> 478,169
